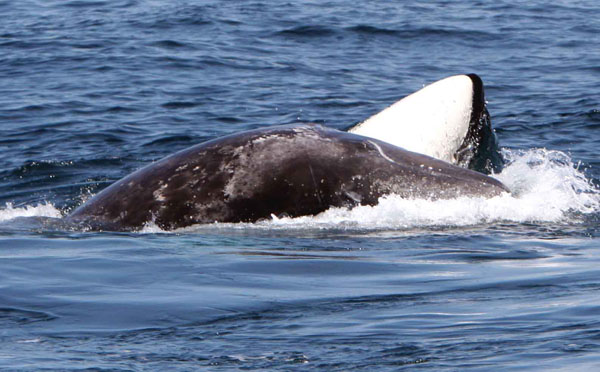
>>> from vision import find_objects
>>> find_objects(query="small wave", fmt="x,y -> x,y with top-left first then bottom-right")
142,134 -> 196,147
0,307 -> 57,325
149,40 -> 191,50
345,25 -> 497,41
276,25 -> 337,38
10,160 -> 75,178
0,203 -> 62,222
62,1 -> 110,8
161,101 -> 199,109
128,5 -> 212,30
347,25 -> 401,36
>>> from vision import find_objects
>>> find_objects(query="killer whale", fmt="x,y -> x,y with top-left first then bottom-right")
349,74 -> 503,173
68,124 -> 509,231
67,74 -> 509,231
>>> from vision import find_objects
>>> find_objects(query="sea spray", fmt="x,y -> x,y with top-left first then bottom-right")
3,149 -> 598,233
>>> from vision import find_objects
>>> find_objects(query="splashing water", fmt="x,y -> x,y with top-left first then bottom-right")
259,148 -> 599,230
495,148 -> 599,218
169,149 -> 600,233
0,203 -> 62,223
2,149 -> 599,233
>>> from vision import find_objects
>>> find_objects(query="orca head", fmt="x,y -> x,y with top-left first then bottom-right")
348,74 -> 503,174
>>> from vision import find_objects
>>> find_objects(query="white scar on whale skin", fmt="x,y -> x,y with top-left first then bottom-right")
153,183 -> 168,202
349,75 -> 474,164
368,140 -> 396,164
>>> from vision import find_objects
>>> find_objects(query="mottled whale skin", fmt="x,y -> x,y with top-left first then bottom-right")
68,124 -> 509,231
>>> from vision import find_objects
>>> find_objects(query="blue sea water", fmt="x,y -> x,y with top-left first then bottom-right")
1,0 -> 600,370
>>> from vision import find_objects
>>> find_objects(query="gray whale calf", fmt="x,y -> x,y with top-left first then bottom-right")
68,124 -> 509,231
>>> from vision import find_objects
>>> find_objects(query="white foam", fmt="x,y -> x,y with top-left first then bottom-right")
0,202 -> 62,222
176,148 -> 599,233
140,219 -> 167,234
2,149 -> 597,233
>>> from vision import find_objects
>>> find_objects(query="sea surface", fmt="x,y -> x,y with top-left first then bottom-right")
1,0 -> 600,370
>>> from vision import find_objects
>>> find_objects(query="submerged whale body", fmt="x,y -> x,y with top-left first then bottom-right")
68,124 -> 509,231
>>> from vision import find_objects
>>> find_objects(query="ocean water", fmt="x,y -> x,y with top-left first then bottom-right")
1,0 -> 600,370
